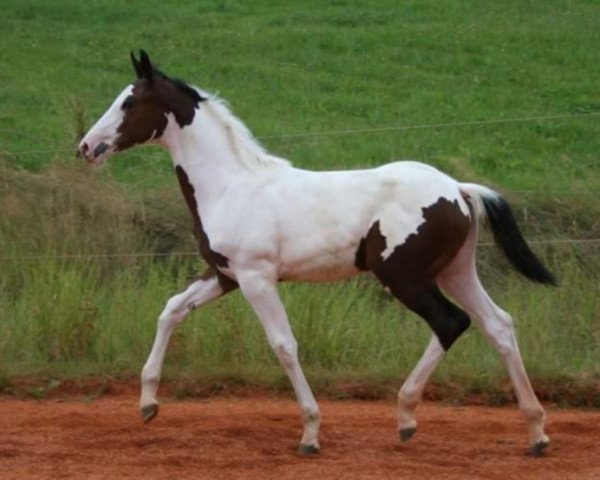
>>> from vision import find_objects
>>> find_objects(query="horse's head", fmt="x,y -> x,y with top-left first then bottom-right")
78,50 -> 205,165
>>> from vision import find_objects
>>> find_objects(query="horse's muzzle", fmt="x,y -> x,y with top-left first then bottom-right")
77,141 -> 110,164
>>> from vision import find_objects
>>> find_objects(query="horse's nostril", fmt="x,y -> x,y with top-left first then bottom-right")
77,142 -> 89,159
93,142 -> 109,158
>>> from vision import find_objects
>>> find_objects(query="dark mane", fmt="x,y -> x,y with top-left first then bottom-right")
155,68 -> 206,104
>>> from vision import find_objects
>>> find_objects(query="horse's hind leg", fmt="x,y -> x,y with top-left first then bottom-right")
389,284 -> 471,441
397,334 -> 444,441
140,272 -> 231,422
438,266 -> 549,456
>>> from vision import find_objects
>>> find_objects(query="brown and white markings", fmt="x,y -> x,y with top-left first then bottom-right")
79,51 -> 557,457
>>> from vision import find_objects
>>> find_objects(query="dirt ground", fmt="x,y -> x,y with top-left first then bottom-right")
1,390 -> 599,480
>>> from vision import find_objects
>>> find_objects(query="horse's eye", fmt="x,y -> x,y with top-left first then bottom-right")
121,96 -> 135,111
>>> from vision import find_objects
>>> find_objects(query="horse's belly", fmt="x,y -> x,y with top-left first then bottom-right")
278,243 -> 361,282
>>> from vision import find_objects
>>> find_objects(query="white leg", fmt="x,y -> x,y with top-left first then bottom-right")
140,274 -> 226,421
439,269 -> 549,456
397,335 -> 445,441
238,272 -> 320,454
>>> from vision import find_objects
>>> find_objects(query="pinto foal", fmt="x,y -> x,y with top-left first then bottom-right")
79,51 -> 555,456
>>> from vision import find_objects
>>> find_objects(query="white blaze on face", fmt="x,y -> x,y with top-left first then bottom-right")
79,85 -> 134,164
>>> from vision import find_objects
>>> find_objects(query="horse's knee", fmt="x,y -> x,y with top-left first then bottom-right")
272,337 -> 298,370
158,296 -> 189,327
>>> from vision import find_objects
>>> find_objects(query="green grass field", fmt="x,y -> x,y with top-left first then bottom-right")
0,1 -> 598,402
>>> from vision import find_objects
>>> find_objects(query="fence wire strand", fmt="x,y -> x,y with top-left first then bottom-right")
2,111 -> 599,156
1,238 -> 598,262
259,111 -> 600,140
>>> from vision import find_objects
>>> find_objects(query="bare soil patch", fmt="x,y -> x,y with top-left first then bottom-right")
1,392 -> 599,479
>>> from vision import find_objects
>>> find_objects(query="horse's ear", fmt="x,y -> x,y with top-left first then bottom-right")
130,51 -> 143,79
138,49 -> 154,82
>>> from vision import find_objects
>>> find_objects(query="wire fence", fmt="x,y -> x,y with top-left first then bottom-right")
1,117 -> 598,196
259,111 -> 600,140
0,147 -> 74,157
2,110 -> 599,156
1,110 -> 597,263
0,238 -> 598,262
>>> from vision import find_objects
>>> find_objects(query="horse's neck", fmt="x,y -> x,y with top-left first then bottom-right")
163,110 -> 246,205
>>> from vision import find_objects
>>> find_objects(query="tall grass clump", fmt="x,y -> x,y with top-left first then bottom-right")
0,158 -> 185,375
0,159 -> 144,262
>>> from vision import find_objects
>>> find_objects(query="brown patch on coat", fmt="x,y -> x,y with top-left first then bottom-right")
115,73 -> 204,152
355,220 -> 384,271
356,197 -> 470,280
175,165 -> 238,292
355,197 -> 471,350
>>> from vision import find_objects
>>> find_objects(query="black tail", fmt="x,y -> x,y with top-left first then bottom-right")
482,195 -> 558,286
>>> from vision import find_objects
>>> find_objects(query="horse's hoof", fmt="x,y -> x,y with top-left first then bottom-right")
298,443 -> 320,455
530,439 -> 549,457
141,403 -> 159,423
400,427 -> 417,442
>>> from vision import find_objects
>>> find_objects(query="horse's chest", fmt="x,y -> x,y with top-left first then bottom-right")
194,222 -> 228,268
175,165 -> 238,288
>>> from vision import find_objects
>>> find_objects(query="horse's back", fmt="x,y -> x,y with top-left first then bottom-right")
259,161 -> 471,282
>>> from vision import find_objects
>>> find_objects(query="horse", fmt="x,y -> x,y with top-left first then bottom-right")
78,50 -> 556,457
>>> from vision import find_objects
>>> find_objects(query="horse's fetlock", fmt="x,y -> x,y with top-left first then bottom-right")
141,366 -> 159,386
398,390 -> 419,411
302,406 -> 320,424
523,406 -> 546,423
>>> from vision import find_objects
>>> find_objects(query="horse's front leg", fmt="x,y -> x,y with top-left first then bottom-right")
238,271 -> 321,455
140,272 -> 231,422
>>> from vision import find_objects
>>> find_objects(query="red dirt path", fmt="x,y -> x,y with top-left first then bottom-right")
1,392 -> 599,479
